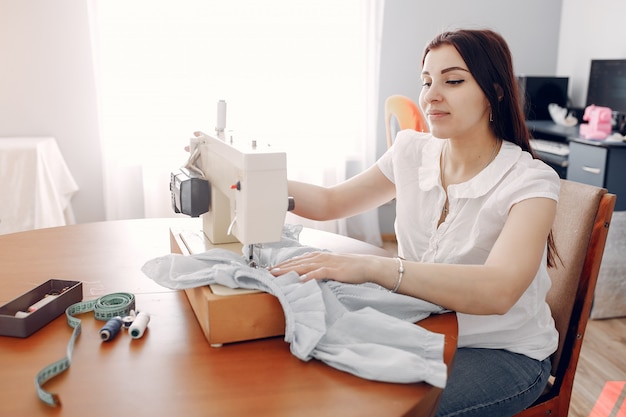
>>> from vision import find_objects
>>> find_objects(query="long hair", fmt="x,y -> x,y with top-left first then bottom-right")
422,29 -> 560,268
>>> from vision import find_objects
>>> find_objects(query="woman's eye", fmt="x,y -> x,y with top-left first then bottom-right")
446,79 -> 464,85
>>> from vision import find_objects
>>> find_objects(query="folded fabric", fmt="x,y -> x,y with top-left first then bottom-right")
141,225 -> 447,387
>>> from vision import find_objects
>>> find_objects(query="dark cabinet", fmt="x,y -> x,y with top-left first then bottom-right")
527,120 -> 626,210
567,139 -> 626,210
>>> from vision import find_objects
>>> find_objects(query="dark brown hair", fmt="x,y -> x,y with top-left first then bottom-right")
422,29 -> 560,268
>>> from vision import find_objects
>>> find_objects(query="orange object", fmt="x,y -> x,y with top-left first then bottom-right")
589,381 -> 626,417
384,94 -> 429,148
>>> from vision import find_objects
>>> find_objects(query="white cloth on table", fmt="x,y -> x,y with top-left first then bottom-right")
142,225 -> 447,387
0,137 -> 78,234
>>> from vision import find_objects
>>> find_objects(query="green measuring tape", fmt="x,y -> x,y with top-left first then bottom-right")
35,292 -> 136,407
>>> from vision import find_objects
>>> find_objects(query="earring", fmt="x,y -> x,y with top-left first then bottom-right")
489,110 -> 493,122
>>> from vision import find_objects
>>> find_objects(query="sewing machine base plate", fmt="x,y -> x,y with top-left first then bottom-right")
170,227 -> 286,346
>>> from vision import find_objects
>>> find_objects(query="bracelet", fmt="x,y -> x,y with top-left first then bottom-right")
390,257 -> 404,293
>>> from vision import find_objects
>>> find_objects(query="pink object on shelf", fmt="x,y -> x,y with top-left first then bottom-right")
579,105 -> 613,140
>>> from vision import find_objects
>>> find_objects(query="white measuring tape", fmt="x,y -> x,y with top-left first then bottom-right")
35,292 -> 136,407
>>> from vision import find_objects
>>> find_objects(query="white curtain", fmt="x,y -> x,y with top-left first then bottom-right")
88,0 -> 384,245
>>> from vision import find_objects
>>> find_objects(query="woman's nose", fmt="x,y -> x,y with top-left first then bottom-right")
421,86 -> 440,105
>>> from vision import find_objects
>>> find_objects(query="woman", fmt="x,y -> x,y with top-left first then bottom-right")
270,29 -> 560,417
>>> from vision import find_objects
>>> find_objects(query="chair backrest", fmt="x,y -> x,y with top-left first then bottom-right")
384,95 -> 429,148
516,179 -> 615,416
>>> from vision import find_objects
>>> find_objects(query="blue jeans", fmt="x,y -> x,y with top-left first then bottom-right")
435,348 -> 552,417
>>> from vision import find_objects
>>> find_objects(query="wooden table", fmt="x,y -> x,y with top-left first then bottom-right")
0,218 -> 457,417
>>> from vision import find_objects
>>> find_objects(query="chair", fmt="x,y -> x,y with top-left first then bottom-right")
382,95 -> 430,243
384,94 -> 429,148
515,179 -> 616,417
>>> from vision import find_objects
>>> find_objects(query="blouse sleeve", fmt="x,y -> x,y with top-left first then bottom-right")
376,146 -> 395,183
506,157 -> 561,206
376,130 -> 432,185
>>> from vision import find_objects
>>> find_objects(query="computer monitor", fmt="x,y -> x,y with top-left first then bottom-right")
518,76 -> 570,121
586,59 -> 626,115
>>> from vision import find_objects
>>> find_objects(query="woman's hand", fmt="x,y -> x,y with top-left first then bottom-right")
270,251 -> 389,286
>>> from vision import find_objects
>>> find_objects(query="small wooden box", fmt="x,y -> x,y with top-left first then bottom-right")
169,227 -> 285,347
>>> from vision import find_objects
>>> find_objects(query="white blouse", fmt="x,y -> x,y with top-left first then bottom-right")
377,130 -> 560,361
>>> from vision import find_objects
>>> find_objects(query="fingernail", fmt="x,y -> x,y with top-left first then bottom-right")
270,267 -> 280,273
299,274 -> 308,281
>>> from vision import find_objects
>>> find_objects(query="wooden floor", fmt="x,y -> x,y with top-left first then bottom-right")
381,240 -> 626,416
570,316 -> 626,416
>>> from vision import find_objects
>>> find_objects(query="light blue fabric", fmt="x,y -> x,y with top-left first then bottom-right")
142,225 -> 447,387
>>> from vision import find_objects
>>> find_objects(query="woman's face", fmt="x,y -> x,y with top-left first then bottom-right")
419,44 -> 491,140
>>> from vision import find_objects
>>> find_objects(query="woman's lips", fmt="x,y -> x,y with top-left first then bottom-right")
427,110 -> 449,120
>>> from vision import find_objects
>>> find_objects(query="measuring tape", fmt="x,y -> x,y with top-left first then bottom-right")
35,292 -> 136,407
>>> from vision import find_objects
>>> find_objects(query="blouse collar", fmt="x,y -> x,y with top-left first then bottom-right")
419,137 -> 521,198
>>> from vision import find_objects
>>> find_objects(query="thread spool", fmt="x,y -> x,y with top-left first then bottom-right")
99,316 -> 123,341
28,294 -> 59,312
129,311 -> 150,339
121,309 -> 136,329
122,315 -> 135,329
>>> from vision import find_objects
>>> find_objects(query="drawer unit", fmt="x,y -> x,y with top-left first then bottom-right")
567,139 -> 626,211
567,141 -> 607,187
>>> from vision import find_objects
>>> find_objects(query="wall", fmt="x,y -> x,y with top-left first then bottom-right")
0,0 -> 564,228
376,0 -> 564,235
2,0 -> 622,233
557,0 -> 626,106
0,0 -> 105,224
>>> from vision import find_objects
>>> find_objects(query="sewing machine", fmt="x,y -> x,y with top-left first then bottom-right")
579,104 -> 613,140
179,131 -> 291,260
169,129 -> 293,346
168,102 -> 294,346
170,100 -> 291,254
